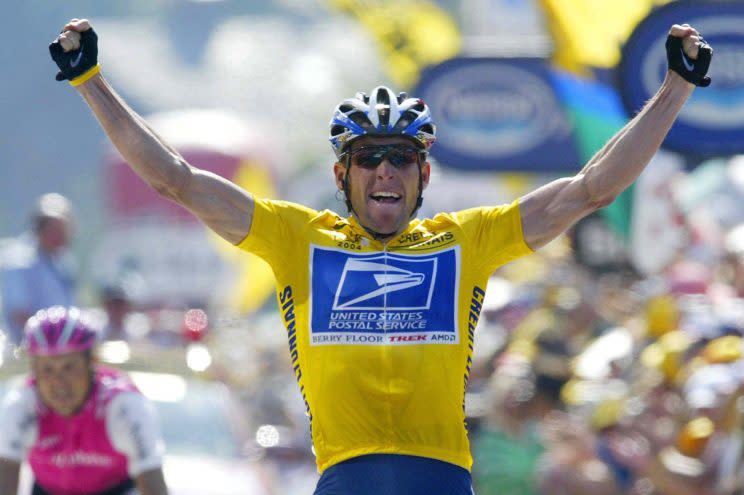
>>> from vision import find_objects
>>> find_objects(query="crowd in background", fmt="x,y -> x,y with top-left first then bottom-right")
463,176 -> 744,494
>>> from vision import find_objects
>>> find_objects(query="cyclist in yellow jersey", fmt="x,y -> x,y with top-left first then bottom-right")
49,18 -> 712,495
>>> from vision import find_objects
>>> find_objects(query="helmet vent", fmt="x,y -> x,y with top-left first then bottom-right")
330,124 -> 346,137
376,90 -> 391,128
376,89 -> 390,105
393,111 -> 415,130
349,111 -> 372,129
379,107 -> 390,128
339,103 -> 354,113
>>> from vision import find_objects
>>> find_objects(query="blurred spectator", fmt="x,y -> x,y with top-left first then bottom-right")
98,282 -> 134,341
537,409 -> 624,495
471,333 -> 570,495
0,193 -> 77,345
722,223 -> 744,299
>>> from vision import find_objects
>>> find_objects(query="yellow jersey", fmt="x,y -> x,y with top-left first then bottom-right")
238,198 -> 532,472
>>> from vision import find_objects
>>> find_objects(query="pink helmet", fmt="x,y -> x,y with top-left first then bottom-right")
24,306 -> 97,356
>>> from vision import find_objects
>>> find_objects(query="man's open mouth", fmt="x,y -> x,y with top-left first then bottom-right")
370,192 -> 402,203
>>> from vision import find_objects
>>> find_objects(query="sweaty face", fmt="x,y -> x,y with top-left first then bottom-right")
334,136 -> 430,240
32,351 -> 92,416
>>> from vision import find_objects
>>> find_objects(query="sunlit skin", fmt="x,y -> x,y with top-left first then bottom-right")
333,136 -> 431,242
31,351 -> 93,416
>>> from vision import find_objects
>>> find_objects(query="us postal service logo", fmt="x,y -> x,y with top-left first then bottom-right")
310,245 -> 460,345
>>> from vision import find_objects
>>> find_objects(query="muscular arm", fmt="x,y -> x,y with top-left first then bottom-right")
0,459 -> 20,495
55,19 -> 254,244
135,468 -> 169,495
75,74 -> 255,245
519,71 -> 692,250
518,26 -> 700,250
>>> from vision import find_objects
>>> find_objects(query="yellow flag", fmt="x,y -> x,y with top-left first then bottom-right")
538,0 -> 671,73
328,0 -> 461,88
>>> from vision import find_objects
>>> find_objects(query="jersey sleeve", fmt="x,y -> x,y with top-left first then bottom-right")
0,385 -> 37,462
237,197 -> 318,269
452,199 -> 533,274
106,392 -> 165,477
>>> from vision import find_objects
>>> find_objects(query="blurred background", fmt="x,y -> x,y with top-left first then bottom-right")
2,0 -> 744,494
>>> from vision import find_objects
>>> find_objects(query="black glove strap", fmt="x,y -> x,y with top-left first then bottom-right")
665,34 -> 712,88
49,28 -> 99,82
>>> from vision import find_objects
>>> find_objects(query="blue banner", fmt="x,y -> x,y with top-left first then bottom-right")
619,1 -> 744,156
414,57 -> 581,171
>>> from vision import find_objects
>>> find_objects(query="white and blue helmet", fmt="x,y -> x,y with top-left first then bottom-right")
329,86 -> 436,158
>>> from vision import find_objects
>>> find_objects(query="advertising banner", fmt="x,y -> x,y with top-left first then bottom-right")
415,57 -> 581,171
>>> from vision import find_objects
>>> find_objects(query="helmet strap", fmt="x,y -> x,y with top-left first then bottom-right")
341,154 -> 355,215
413,156 -> 424,216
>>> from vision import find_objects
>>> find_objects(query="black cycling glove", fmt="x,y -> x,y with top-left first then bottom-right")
49,28 -> 98,82
665,34 -> 712,87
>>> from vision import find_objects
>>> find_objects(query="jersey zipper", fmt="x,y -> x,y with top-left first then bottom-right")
382,243 -> 389,335
382,242 -> 394,442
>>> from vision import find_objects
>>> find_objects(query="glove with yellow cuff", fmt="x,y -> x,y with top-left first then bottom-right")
49,27 -> 101,86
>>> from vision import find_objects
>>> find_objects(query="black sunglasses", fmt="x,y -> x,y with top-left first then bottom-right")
344,144 -> 424,170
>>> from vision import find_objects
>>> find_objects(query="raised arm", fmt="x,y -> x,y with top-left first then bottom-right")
518,24 -> 711,250
50,19 -> 255,245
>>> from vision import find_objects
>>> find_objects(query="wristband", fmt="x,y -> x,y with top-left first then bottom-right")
49,28 -> 99,82
69,63 -> 101,86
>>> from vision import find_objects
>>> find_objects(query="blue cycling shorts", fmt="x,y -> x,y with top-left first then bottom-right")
313,454 -> 475,495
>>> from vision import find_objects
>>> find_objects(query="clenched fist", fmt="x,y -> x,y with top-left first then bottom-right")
666,23 -> 713,87
49,18 -> 99,83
